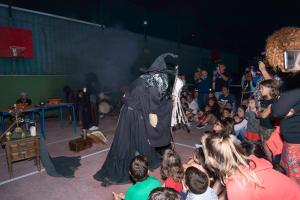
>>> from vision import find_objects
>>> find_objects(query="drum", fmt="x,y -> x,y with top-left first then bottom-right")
98,92 -> 110,100
98,100 -> 112,114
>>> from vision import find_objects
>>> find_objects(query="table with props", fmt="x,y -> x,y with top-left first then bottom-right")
1,103 -> 77,138
39,103 -> 77,137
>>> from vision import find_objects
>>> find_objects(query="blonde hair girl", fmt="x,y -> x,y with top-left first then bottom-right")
201,133 -> 300,200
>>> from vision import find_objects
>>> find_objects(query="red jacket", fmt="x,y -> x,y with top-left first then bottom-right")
226,155 -> 300,200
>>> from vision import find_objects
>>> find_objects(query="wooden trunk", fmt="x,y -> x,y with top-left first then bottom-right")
69,137 -> 92,152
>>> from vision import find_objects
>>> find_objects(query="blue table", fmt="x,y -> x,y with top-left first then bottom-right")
1,103 -> 77,138
39,103 -> 77,137
1,106 -> 40,133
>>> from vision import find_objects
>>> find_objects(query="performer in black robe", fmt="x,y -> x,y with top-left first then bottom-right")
93,53 -> 178,185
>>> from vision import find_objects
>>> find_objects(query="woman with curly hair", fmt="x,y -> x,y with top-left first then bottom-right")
266,27 -> 300,184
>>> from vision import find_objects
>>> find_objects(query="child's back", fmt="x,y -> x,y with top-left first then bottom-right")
186,186 -> 217,200
184,167 -> 218,200
113,155 -> 161,200
161,149 -> 184,193
126,176 -> 161,200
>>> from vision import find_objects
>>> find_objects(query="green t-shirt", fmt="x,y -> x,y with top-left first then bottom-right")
125,176 -> 161,200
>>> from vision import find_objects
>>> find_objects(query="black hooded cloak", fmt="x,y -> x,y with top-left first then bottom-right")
93,53 -> 177,184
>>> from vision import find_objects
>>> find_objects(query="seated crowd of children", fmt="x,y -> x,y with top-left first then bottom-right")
112,119 -> 300,200
112,62 -> 300,200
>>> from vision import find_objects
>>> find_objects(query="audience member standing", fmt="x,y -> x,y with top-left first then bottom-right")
196,70 -> 211,110
87,79 -> 99,130
257,79 -> 280,162
244,97 -> 260,141
241,68 -> 252,105
77,88 -> 92,131
250,66 -> 263,102
267,27 -> 300,184
212,61 -> 231,99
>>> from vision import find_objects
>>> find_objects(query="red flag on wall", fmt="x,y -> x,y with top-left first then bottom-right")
0,26 -> 33,58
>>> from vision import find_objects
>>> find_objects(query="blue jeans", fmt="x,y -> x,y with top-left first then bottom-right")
236,129 -> 246,141
197,93 -> 208,110
180,192 -> 188,200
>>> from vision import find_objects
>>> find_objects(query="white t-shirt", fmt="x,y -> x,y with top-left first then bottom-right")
188,100 -> 199,114
234,119 -> 248,134
186,187 -> 218,200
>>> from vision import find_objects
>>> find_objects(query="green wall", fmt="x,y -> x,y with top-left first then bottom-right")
0,75 -> 67,109
0,5 -> 239,109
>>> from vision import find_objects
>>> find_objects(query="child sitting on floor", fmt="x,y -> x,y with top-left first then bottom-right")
221,107 -> 232,120
184,167 -> 218,200
183,147 -> 209,178
214,118 -> 241,145
194,105 -> 211,124
234,105 -> 248,141
148,187 -> 181,200
161,149 -> 184,193
112,155 -> 161,200
196,98 -> 220,129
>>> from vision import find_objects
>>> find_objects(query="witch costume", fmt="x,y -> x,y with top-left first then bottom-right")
93,53 -> 178,185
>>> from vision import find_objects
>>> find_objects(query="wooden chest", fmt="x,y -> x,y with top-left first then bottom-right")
69,137 -> 92,152
5,136 -> 40,178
